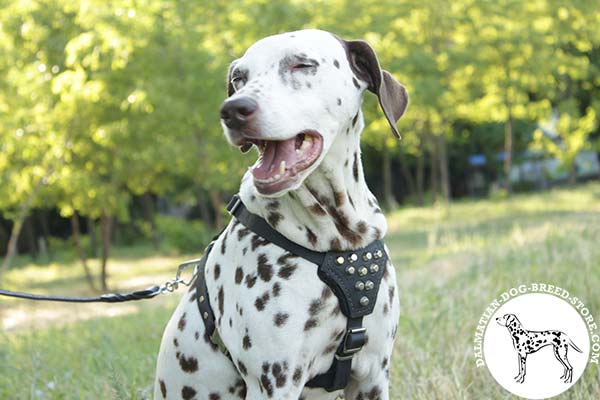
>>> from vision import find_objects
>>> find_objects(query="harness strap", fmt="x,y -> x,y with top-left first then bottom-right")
305,316 -> 366,390
195,242 -> 218,346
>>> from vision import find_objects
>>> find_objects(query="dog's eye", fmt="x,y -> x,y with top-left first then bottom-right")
231,76 -> 246,91
292,63 -> 317,71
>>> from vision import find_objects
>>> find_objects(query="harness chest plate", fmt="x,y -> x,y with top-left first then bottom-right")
318,241 -> 388,319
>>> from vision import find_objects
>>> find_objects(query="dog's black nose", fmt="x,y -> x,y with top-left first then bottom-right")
220,97 -> 258,129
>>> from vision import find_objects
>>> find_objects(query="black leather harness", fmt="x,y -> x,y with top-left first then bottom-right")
195,194 -> 389,392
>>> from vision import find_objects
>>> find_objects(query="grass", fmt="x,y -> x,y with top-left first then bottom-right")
2,183 -> 600,399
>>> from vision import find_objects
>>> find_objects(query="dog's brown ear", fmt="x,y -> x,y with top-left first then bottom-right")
226,60 -> 238,97
342,40 -> 408,139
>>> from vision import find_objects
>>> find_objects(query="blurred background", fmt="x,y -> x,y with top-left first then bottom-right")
1,1 -> 599,399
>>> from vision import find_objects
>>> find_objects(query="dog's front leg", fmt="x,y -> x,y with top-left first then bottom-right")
344,372 -> 390,400
514,354 -> 522,380
243,377 -> 305,400
517,354 -> 527,383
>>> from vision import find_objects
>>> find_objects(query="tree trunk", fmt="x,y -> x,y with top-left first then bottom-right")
429,135 -> 439,201
71,213 -> 97,292
0,173 -> 48,281
398,152 -> 415,199
209,191 -> 223,229
88,217 -> 98,257
503,68 -> 514,197
99,213 -> 113,291
0,225 -> 8,255
504,114 -> 513,196
416,136 -> 425,206
0,219 -> 23,282
37,210 -> 52,260
382,145 -> 398,209
141,192 -> 159,249
23,215 -> 38,260
196,189 -> 213,227
437,135 -> 451,203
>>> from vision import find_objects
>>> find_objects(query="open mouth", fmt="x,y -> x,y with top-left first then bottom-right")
238,130 -> 323,195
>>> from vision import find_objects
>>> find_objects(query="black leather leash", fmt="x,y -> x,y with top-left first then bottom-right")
0,258 -> 201,303
197,194 -> 389,392
0,286 -> 162,302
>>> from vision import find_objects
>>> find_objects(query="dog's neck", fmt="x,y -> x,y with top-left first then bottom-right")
239,111 -> 387,252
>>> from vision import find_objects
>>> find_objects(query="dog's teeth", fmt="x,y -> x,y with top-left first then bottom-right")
300,139 -> 311,151
279,161 -> 286,174
274,174 -> 281,180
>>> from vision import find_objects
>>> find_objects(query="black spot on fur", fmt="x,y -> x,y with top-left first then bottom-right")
260,373 -> 274,397
255,291 -> 271,311
181,386 -> 196,400
214,264 -> 221,280
309,299 -> 325,316
267,212 -> 283,227
274,312 -> 289,327
220,230 -> 228,254
326,204 -> 362,245
334,191 -> 345,207
159,379 -> 167,398
272,362 -> 288,388
310,203 -> 327,215
266,200 -> 280,210
272,282 -> 281,297
352,77 -> 360,89
238,361 -> 248,376
235,267 -> 243,284
306,227 -> 317,246
357,221 -> 367,233
251,234 -> 269,250
257,254 -> 274,282
293,367 -> 303,384
330,238 -> 342,251
278,263 -> 297,280
352,152 -> 359,182
179,354 -> 199,373
245,274 -> 257,288
218,286 -> 225,314
337,98 -> 342,106
178,313 -> 186,331
304,318 -> 318,331
243,332 -> 252,349
333,59 -> 340,68
238,227 -> 251,240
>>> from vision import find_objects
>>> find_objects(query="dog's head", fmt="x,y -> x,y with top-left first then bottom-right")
496,313 -> 520,328
220,29 -> 409,197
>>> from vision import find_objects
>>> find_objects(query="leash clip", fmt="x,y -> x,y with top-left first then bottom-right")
161,258 -> 202,293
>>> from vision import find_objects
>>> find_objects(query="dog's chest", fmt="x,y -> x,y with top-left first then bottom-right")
181,216 -> 399,387
204,219 -> 347,359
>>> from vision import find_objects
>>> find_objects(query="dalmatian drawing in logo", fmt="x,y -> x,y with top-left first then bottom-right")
496,313 -> 583,384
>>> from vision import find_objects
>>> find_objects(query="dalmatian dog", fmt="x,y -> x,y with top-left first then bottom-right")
154,29 -> 408,400
496,313 -> 583,384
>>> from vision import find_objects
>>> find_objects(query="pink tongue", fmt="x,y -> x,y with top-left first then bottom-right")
252,138 -> 297,180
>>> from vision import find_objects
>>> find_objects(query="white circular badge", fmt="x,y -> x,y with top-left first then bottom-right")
483,293 -> 590,399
